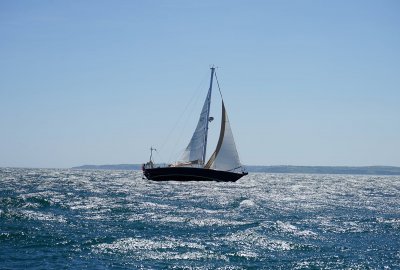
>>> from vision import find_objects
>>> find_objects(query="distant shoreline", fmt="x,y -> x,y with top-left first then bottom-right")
71,164 -> 400,176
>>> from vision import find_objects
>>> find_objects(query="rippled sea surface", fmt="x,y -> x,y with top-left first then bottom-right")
1,168 -> 399,269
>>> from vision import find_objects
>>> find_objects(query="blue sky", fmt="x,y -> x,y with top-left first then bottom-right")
1,0 -> 399,168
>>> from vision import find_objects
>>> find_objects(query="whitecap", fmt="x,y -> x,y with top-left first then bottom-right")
93,237 -> 206,255
20,210 -> 67,223
188,218 -> 247,227
239,199 -> 256,208
276,220 -> 318,238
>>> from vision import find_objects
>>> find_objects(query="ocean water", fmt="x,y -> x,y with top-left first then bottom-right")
1,168 -> 399,269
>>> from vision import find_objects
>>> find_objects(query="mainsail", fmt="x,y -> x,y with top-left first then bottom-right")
205,101 -> 242,171
180,87 -> 212,164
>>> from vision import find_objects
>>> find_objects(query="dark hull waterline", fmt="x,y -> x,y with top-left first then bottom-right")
143,167 -> 247,182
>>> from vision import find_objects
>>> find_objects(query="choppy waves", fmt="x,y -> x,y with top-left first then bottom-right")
1,168 -> 399,269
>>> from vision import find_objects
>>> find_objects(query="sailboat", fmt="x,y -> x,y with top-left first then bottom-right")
142,67 -> 248,182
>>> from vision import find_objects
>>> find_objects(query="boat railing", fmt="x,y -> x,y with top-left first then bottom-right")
143,162 -> 206,169
227,166 -> 248,174
143,162 -> 169,169
143,161 -> 247,174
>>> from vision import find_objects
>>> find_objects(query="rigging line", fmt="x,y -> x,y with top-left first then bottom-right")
168,93 -> 202,163
168,146 -> 187,165
167,71 -> 210,163
214,71 -> 224,100
153,148 -> 166,166
158,70 -> 209,154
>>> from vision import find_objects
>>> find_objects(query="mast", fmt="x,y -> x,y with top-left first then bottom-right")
202,66 -> 215,165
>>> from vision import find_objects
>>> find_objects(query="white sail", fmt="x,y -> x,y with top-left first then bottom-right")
180,88 -> 212,164
205,102 -> 242,171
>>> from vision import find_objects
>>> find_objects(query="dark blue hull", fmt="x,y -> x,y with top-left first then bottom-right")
143,167 -> 247,182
